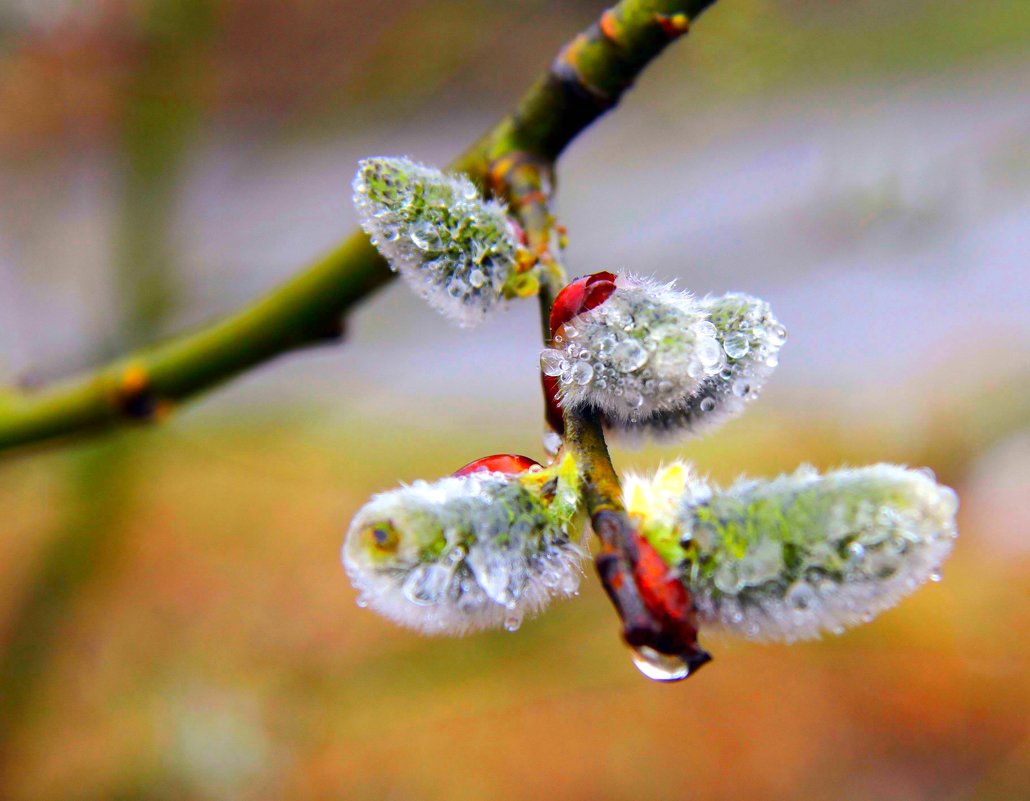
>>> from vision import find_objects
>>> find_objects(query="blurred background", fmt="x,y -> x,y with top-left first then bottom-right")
0,1 -> 1027,799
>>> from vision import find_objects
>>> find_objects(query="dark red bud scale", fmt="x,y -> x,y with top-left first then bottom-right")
453,454 -> 542,477
544,272 -> 618,434
548,271 -> 617,336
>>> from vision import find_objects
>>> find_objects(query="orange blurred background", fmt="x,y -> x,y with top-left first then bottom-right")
0,2 -> 1027,799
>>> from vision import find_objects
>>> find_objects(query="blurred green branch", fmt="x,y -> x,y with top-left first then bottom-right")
0,0 -> 716,455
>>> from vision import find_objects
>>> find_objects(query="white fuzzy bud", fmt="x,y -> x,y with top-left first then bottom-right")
342,460 -> 585,635
613,293 -> 786,441
541,274 -> 710,423
540,274 -> 785,442
352,157 -> 520,327
624,462 -> 958,642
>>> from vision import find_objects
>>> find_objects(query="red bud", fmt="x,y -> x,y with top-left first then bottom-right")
453,454 -> 542,477
549,271 -> 617,335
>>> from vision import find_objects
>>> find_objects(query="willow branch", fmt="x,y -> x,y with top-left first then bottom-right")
0,0 -> 717,455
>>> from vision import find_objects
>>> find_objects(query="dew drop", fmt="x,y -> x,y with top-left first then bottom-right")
696,338 -> 722,368
929,568 -> 943,583
786,581 -> 817,612
696,321 -> 718,339
699,397 -> 716,413
468,268 -> 486,288
624,388 -> 644,409
630,645 -> 691,682
723,333 -> 751,360
504,610 -> 523,632
768,323 -> 788,346
447,279 -> 465,299
570,361 -> 594,385
611,339 -> 649,372
732,379 -> 751,398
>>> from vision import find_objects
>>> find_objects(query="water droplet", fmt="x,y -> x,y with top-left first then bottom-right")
540,349 -> 565,376
768,323 -> 788,346
697,321 -> 718,339
786,581 -> 817,612
410,222 -> 443,251
699,397 -> 716,412
624,388 -> 644,409
696,338 -> 722,368
570,361 -> 594,385
611,340 -> 649,372
630,646 -> 691,682
929,568 -> 943,583
542,431 -> 563,455
356,592 -> 370,608
846,541 -> 866,563
447,279 -> 465,299
504,610 -> 523,632
468,268 -> 486,288
723,332 -> 751,359
732,379 -> 751,398
597,335 -> 616,355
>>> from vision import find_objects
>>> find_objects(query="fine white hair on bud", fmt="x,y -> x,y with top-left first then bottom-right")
625,462 -> 959,643
342,458 -> 585,635
541,273 -> 711,423
610,293 -> 786,441
352,156 -> 521,327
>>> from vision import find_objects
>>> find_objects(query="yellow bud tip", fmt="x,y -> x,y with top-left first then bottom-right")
120,364 -> 148,395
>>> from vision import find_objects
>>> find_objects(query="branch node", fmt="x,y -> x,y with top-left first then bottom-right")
654,12 -> 691,38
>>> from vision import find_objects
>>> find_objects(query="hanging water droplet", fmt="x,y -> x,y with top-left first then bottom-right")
723,332 -> 751,359
929,568 -> 942,582
504,610 -> 523,632
629,645 -> 691,682
540,349 -> 565,376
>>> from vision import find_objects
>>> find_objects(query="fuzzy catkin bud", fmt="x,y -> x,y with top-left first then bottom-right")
540,274 -> 785,442
352,157 -> 520,327
611,293 -> 786,441
624,462 -> 958,642
541,274 -> 711,422
342,456 -> 585,635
